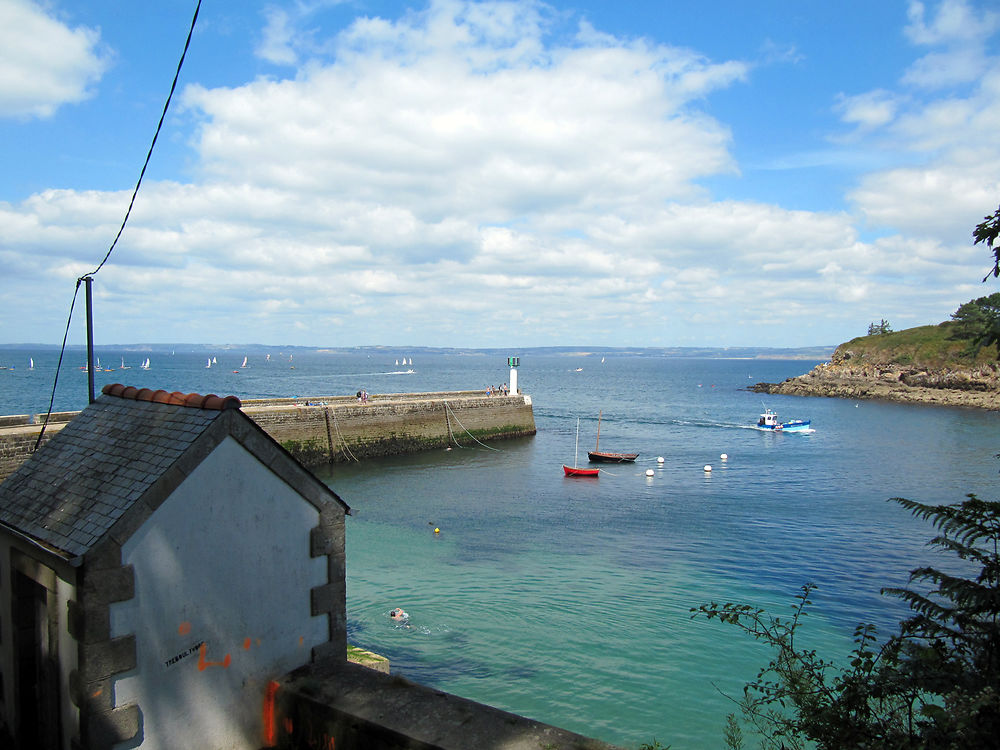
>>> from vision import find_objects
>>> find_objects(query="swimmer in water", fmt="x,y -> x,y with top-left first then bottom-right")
389,607 -> 409,624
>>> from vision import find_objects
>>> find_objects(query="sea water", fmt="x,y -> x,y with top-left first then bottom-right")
2,349 -> 997,748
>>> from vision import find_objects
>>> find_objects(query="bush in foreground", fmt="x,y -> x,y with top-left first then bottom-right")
693,495 -> 1000,749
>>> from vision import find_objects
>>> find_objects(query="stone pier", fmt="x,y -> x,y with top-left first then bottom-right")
0,391 -> 536,482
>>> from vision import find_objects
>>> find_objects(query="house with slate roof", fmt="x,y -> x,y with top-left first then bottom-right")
0,383 -> 350,750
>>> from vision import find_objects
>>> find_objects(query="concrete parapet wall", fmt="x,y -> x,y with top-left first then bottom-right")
268,660 -> 622,750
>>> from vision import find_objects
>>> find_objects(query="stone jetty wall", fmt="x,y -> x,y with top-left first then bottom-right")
241,391 -> 536,466
0,392 -> 536,482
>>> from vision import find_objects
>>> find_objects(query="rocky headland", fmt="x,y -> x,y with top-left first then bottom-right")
750,325 -> 1000,411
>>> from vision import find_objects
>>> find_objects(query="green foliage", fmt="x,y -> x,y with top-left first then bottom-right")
693,495 -> 1000,749
868,319 -> 894,336
846,322 -> 995,369
950,292 -> 1000,358
723,713 -> 744,749
975,204 -> 1000,281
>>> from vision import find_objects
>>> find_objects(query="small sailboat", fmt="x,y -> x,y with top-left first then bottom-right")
206,358 -> 212,368
241,356 -> 248,369
140,358 -> 150,370
588,410 -> 638,463
564,419 -> 600,477
212,356 -> 217,364
395,359 -> 399,365
266,353 -> 271,362
120,357 -> 131,370
29,357 -> 34,370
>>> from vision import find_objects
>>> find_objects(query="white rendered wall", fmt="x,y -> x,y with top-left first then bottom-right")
109,437 -> 328,750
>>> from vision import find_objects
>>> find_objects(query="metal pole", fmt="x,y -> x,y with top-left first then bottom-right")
84,276 -> 95,403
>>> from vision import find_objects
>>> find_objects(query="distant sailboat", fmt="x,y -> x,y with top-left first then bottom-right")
408,358 -> 413,365
241,356 -> 248,368
266,353 -> 271,362
395,359 -> 399,365
29,357 -> 34,370
206,358 -> 212,368
140,358 -> 150,370
120,357 -> 131,370
212,356 -> 217,364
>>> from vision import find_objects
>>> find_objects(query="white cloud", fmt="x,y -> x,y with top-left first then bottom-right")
0,0 -> 110,118
834,90 -> 899,131
2,0 -> 998,348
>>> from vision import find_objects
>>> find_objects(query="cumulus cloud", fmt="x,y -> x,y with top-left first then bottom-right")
835,90 -> 899,131
0,0 -> 110,118
2,0 -> 998,347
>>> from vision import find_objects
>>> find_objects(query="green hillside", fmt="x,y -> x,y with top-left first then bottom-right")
839,322 -> 996,370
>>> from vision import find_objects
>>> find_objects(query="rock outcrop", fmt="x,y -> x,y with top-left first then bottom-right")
750,344 -> 1000,411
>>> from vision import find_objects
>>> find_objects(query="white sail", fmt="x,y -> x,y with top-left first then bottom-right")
206,358 -> 212,368
29,357 -> 34,369
241,356 -> 248,368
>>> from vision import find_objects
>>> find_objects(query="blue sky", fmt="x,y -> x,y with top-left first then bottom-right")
1,0 -> 998,348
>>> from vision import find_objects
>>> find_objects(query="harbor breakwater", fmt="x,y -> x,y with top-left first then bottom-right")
0,391 -> 536,482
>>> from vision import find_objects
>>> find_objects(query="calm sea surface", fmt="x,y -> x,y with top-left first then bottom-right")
2,348 -> 998,748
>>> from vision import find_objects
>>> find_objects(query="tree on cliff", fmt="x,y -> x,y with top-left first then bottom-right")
694,495 -> 1000,750
976,204 -> 1000,281
867,319 -> 893,336
950,293 -> 1000,358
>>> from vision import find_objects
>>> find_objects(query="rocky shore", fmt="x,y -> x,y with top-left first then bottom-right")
750,346 -> 1000,411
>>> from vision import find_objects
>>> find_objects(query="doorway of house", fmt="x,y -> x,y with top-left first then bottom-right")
12,568 -> 61,749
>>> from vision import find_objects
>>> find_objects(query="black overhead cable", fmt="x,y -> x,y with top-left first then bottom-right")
86,0 -> 202,277
34,0 -> 202,451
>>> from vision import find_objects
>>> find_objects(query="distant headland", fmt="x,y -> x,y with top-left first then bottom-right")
750,323 -> 1000,411
0,342 -> 836,360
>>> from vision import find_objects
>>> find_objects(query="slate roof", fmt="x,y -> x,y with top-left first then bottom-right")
0,383 -> 347,563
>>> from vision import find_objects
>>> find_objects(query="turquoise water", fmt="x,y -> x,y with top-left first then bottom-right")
3,349 -> 998,747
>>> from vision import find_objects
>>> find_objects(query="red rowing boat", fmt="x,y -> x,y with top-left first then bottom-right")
564,418 -> 600,478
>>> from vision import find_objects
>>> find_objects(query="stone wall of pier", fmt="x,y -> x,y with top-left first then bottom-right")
0,392 -> 536,482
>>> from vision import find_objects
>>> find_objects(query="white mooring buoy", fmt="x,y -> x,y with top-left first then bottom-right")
645,468 -> 655,477
720,453 -> 728,461
703,464 -> 712,472
657,456 -> 665,464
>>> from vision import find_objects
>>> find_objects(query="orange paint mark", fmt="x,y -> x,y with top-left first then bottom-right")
262,680 -> 280,746
197,642 -> 231,671
90,687 -> 103,698
298,636 -> 305,646
283,717 -> 294,734
243,637 -> 252,650
178,621 -> 192,635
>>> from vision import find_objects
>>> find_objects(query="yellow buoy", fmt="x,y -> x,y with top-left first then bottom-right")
434,527 -> 440,534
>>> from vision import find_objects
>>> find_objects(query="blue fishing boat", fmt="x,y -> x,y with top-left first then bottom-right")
757,408 -> 810,432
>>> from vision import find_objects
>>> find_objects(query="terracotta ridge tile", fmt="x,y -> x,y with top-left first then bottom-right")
101,383 -> 242,411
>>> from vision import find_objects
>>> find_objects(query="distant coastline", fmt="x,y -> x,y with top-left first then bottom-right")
0,342 -> 836,361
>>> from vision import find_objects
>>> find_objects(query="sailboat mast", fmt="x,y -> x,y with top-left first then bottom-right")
575,418 -> 580,468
